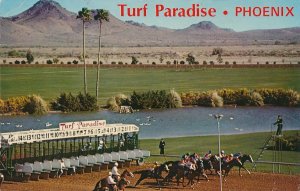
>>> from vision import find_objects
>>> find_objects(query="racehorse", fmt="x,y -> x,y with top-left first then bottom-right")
210,155 -> 243,180
202,159 -> 213,174
93,169 -> 134,191
195,159 -> 209,182
134,163 -> 169,187
234,154 -> 254,176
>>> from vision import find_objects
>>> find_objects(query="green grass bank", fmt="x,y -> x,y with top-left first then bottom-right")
139,131 -> 300,174
1,67 -> 299,105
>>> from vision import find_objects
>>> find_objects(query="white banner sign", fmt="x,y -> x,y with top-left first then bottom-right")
4,124 -> 139,145
59,120 -> 106,131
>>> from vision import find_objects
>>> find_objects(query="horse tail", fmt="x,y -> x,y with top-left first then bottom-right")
93,180 -> 101,191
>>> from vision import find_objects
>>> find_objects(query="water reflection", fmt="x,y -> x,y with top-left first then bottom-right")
0,106 -> 299,139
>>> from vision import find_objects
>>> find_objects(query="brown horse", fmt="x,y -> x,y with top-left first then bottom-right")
210,155 -> 243,180
134,163 -> 169,187
93,169 -> 134,191
235,154 -> 254,176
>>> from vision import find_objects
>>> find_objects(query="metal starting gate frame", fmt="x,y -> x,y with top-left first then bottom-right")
0,120 -> 140,175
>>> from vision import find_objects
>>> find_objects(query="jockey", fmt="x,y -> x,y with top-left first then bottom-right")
107,172 -> 117,191
223,154 -> 234,164
204,150 -> 212,160
112,162 -> 120,182
233,152 -> 242,158
220,150 -> 226,158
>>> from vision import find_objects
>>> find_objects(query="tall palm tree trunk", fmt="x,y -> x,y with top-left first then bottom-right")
83,21 -> 87,94
96,21 -> 102,102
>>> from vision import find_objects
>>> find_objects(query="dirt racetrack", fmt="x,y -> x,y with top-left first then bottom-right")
1,164 -> 299,191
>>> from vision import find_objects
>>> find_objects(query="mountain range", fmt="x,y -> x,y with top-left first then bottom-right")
0,0 -> 299,47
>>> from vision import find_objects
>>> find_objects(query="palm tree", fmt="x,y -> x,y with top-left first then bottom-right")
94,9 -> 109,102
77,7 -> 92,94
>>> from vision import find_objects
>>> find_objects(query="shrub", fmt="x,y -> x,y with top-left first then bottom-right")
180,61 -> 185,65
169,89 -> 182,108
118,61 -> 123,65
53,58 -> 59,64
5,96 -> 30,113
111,61 -> 116,65
266,61 -> 269,65
181,92 -> 201,105
0,99 -> 5,113
26,50 -> 34,64
152,62 -> 156,65
60,61 -> 64,64
51,92 -> 98,112
233,61 -> 237,65
129,90 -> 180,109
24,95 -> 48,115
8,50 -> 24,57
21,60 -> 26,64
72,60 -> 78,64
211,92 -> 223,107
249,92 -> 264,106
209,61 -> 214,65
77,92 -> 98,111
225,61 -> 229,65
186,53 -> 196,65
131,56 -> 138,65
197,92 -> 223,107
67,61 -> 72,64
9,62 -> 13,64
35,61 -> 39,64
93,61 -> 97,65
273,61 -> 276,65
197,92 -> 213,107
212,48 -> 223,56
203,61 -> 207,65
256,89 -> 299,106
15,60 -> 20,64
106,97 -> 119,111
166,61 -> 171,65
47,59 -> 53,64
3,59 -> 6,64
274,134 -> 300,151
107,94 -> 129,112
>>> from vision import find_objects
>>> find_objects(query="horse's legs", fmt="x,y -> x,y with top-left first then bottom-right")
134,175 -> 146,187
241,165 -> 251,174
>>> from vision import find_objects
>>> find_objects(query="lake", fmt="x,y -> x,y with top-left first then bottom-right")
0,106 -> 299,139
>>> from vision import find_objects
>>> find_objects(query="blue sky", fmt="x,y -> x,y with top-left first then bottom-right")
0,0 -> 299,31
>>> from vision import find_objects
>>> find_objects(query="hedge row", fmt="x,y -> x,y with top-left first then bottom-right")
0,95 -> 48,115
181,88 -> 299,107
107,90 -> 182,110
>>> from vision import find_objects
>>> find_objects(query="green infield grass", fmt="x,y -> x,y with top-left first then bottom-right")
140,130 -> 300,174
1,66 -> 299,105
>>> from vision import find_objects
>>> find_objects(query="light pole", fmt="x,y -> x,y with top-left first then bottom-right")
211,114 -> 223,191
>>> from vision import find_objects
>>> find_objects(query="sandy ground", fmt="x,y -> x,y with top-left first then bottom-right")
1,164 -> 299,191
1,45 -> 300,65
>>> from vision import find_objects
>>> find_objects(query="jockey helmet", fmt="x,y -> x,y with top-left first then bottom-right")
108,172 -> 112,176
154,161 -> 158,165
221,150 -> 225,154
230,153 -> 233,157
114,162 -> 118,166
208,150 -> 212,154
